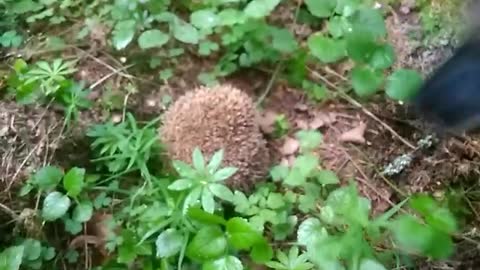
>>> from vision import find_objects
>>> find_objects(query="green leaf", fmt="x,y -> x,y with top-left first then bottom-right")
191,9 -> 219,29
64,218 -> 82,235
350,7 -> 386,38
207,149 -> 224,173
346,31 -> 377,63
213,167 -> 238,182
183,186 -> 202,213
192,147 -> 206,171
296,130 -> 323,152
250,240 -> 274,263
266,193 -> 285,209
226,217 -> 263,250
72,201 -> 93,223
308,34 -> 346,63
385,69 -> 423,101
63,167 -> 85,197
244,0 -> 281,19
0,245 -> 24,270
32,166 -> 64,191
271,28 -> 298,53
172,160 -> 196,178
209,184 -> 234,202
350,66 -> 384,97
316,170 -> 340,185
187,207 -> 227,225
359,259 -> 387,270
370,44 -> 395,69
172,21 -> 199,44
42,191 -> 71,221
297,218 -> 328,247
42,247 -> 55,261
202,188 -> 215,213
138,30 -> 169,49
168,179 -> 193,191
112,20 -> 136,50
294,154 -> 319,177
10,0 -> 43,14
304,0 -> 336,18
155,228 -> 184,258
22,239 -> 42,261
270,165 -> 289,182
203,256 -> 243,270
187,226 -> 227,262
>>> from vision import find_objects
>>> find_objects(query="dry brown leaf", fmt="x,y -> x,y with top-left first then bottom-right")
339,122 -> 367,144
257,110 -> 278,134
310,112 -> 337,129
281,137 -> 300,155
295,119 -> 309,130
294,103 -> 308,112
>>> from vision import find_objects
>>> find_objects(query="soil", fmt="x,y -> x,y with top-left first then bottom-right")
1,1 -> 480,269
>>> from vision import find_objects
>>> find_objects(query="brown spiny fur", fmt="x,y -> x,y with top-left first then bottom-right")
160,84 -> 270,191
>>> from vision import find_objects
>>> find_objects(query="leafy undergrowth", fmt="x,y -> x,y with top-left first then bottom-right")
0,0 -> 478,270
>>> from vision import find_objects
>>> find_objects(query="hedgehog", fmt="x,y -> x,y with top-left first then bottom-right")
160,84 -> 271,191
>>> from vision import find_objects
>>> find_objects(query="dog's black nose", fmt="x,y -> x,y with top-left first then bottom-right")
413,37 -> 480,134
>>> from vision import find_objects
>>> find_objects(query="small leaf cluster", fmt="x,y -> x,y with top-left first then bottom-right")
6,58 -> 91,127
20,166 -> 97,235
0,238 -> 56,270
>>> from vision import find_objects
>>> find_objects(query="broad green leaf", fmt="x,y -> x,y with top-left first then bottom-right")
64,218 -> 82,235
346,31 -> 377,63
112,20 -> 136,50
250,240 -> 273,263
42,247 -> 55,261
0,245 -> 24,270
284,167 -> 306,186
350,66 -> 384,97
138,30 -> 169,49
191,9 -> 219,29
32,166 -> 64,190
187,207 -> 227,225
22,239 -> 42,261
350,7 -> 386,38
218,9 -> 246,26
187,226 -> 227,262
327,16 -> 347,38
359,259 -> 387,270
385,69 -> 423,101
269,165 -> 289,182
370,44 -> 395,69
297,218 -> 328,247
72,201 -> 93,223
271,28 -> 298,53
296,130 -> 323,151
63,167 -> 85,197
316,170 -> 340,185
155,228 -> 184,258
244,0 -> 281,19
172,21 -> 199,44
209,184 -> 234,202
202,188 -> 215,213
207,149 -> 224,173
203,255 -> 243,270
168,179 -> 193,191
10,0 -> 43,14
213,167 -> 238,181
266,193 -> 285,209
192,147 -> 206,171
294,154 -> 319,177
226,217 -> 263,250
304,0 -> 336,18
42,191 -> 71,221
308,34 -> 346,63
